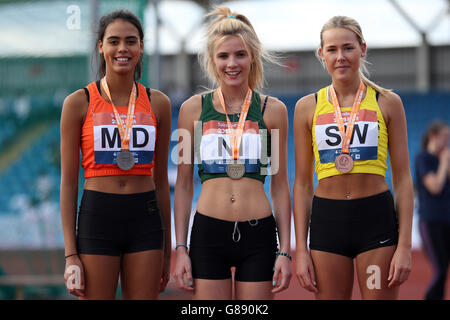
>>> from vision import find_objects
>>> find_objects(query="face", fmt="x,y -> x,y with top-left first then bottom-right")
98,19 -> 143,76
435,127 -> 450,152
213,35 -> 253,89
319,27 -> 366,82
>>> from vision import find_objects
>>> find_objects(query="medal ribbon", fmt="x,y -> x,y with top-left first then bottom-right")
329,80 -> 365,154
101,77 -> 137,151
217,87 -> 252,160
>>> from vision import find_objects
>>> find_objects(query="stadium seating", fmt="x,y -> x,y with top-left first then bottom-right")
0,92 -> 448,239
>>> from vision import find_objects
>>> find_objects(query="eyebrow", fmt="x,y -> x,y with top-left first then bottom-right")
216,49 -> 248,55
325,42 -> 355,48
106,35 -> 139,40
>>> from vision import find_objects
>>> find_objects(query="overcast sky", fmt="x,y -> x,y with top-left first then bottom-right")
0,0 -> 448,56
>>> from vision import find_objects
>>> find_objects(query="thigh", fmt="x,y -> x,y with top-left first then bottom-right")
193,279 -> 232,300
79,254 -> 121,300
310,250 -> 354,300
355,245 -> 398,300
120,249 -> 164,300
235,281 -> 273,300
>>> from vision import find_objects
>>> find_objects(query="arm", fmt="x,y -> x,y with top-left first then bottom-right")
379,92 -> 414,287
60,89 -> 88,297
150,90 -> 172,291
292,94 -> 318,293
422,148 -> 449,195
173,95 -> 201,291
263,97 -> 292,293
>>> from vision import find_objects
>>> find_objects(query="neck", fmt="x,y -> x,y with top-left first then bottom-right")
331,76 -> 362,100
219,84 -> 250,110
104,70 -> 135,98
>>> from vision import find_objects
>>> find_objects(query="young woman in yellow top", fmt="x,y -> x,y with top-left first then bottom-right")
293,16 -> 413,299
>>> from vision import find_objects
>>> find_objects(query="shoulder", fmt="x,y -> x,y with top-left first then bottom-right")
180,94 -> 202,114
260,95 -> 287,129
63,88 -> 88,107
377,90 -> 405,124
261,94 -> 287,114
294,93 -> 316,126
148,89 -> 171,123
178,95 -> 203,126
61,89 -> 89,121
149,89 -> 171,109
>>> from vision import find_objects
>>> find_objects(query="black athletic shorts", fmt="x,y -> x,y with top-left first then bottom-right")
189,212 -> 278,282
76,189 -> 164,256
309,190 -> 399,259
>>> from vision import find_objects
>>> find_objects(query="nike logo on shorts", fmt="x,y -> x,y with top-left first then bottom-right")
379,239 -> 390,244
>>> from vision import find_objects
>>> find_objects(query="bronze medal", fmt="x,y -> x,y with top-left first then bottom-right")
335,153 -> 353,173
116,150 -> 135,170
226,161 -> 245,180
329,80 -> 365,174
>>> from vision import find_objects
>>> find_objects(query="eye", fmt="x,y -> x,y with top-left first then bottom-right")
109,40 -> 119,45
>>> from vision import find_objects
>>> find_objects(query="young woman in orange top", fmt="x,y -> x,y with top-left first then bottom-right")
60,9 -> 171,299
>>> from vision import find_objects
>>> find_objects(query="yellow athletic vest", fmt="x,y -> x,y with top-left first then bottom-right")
312,85 -> 388,180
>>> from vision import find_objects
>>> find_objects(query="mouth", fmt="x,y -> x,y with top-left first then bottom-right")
114,57 -> 132,65
225,70 -> 241,78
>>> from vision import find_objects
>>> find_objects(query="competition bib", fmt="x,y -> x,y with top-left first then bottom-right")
200,119 -> 263,174
315,108 -> 379,164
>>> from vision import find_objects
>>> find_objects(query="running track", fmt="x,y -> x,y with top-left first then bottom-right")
160,249 -> 450,300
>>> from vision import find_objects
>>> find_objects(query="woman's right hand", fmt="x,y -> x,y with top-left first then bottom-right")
174,248 -> 194,292
295,250 -> 318,293
64,255 -> 85,297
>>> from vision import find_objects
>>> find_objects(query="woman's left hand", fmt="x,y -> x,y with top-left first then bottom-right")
388,246 -> 411,288
272,254 -> 292,293
160,255 -> 171,293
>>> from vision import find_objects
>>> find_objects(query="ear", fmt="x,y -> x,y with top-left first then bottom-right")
98,40 -> 104,55
140,39 -> 144,55
318,47 -> 325,64
361,42 -> 367,58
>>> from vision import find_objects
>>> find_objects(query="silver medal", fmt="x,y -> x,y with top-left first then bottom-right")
116,150 -> 135,170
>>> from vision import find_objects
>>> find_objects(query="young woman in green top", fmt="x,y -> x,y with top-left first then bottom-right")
173,6 -> 292,300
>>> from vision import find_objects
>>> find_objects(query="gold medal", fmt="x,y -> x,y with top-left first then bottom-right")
226,161 -> 246,180
216,87 -> 252,179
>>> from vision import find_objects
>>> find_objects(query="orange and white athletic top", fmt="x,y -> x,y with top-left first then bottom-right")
312,85 -> 389,180
81,81 -> 157,178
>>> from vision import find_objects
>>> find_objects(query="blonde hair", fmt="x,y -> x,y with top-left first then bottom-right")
317,16 -> 391,95
199,6 -> 274,91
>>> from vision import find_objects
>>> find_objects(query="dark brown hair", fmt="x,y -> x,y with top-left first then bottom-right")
421,121 -> 448,150
96,9 -> 144,80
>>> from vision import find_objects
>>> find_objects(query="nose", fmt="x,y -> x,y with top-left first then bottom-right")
118,41 -> 128,53
227,56 -> 238,68
337,49 -> 346,62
